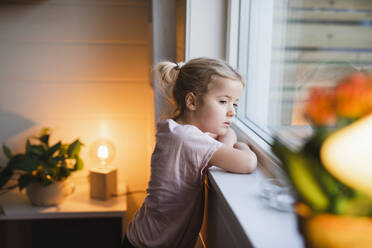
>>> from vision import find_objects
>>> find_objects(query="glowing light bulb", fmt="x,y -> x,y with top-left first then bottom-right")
97,145 -> 109,167
90,139 -> 116,170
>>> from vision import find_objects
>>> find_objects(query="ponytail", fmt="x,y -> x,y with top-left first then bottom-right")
156,61 -> 179,88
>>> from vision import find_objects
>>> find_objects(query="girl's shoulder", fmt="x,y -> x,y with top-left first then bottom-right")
156,119 -> 204,140
156,119 -> 222,159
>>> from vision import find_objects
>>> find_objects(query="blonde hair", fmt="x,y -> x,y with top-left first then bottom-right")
157,57 -> 244,120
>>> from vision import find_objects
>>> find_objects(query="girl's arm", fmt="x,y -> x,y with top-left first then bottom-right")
210,128 -> 257,174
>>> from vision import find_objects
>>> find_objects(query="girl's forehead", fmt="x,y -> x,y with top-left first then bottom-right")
207,77 -> 243,92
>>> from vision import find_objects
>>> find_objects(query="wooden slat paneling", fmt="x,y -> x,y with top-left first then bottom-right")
0,44 -> 148,81
290,11 -> 372,21
288,0 -> 372,10
0,4 -> 147,43
0,82 -> 153,121
286,24 -> 372,49
0,0 -> 146,7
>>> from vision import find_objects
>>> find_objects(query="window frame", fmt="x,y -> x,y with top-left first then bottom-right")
231,0 -> 273,142
227,0 -> 288,176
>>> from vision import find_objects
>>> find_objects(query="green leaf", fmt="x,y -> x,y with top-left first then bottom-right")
67,140 -> 83,157
47,142 -> 61,157
58,166 -> 71,180
0,165 -> 13,189
18,174 -> 35,190
73,157 -> 84,171
9,154 -> 39,172
52,155 -> 65,163
289,153 -> 329,211
25,139 -> 31,152
40,127 -> 51,137
25,140 -> 44,156
45,157 -> 58,168
334,193 -> 372,216
2,145 -> 13,159
59,144 -> 68,156
43,167 -> 56,178
38,134 -> 50,147
309,155 -> 355,201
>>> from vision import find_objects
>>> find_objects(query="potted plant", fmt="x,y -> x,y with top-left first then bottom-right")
272,73 -> 372,247
0,128 -> 84,206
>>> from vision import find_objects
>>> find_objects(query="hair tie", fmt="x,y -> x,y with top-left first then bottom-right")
175,62 -> 185,70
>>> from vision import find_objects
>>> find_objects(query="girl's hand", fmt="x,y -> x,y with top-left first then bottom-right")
233,142 -> 250,150
233,142 -> 255,154
217,128 -> 237,147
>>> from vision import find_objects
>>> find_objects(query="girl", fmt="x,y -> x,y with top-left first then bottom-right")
123,57 -> 257,248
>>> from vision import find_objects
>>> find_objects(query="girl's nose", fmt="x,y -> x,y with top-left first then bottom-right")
227,105 -> 235,117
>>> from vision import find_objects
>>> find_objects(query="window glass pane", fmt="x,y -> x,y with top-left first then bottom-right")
237,0 -> 372,142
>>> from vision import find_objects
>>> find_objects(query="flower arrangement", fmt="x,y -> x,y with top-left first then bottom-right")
272,73 -> 372,247
0,128 -> 84,194
272,73 -> 372,215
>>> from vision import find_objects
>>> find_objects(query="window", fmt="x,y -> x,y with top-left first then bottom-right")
231,0 -> 372,146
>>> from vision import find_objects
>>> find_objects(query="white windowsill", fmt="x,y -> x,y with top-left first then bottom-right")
207,168 -> 304,248
205,119 -> 305,247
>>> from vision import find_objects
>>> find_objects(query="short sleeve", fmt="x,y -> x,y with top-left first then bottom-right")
175,125 -> 222,176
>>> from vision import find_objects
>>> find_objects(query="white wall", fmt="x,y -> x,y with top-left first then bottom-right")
152,0 -> 177,122
0,0 -> 154,228
186,0 -> 227,60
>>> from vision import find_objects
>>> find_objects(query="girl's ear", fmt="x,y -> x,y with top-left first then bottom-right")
185,92 -> 198,111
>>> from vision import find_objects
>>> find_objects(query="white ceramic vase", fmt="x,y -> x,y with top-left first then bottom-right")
26,180 -> 75,206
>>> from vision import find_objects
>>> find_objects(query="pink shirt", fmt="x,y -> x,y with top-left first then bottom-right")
126,119 -> 222,248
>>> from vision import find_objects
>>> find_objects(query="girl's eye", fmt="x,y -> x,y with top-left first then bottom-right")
219,100 -> 227,104
233,103 -> 238,108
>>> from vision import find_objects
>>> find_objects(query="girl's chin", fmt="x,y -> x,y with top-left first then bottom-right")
217,129 -> 228,136
206,126 -> 228,137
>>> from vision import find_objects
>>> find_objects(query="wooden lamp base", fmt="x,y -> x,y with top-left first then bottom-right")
89,166 -> 117,201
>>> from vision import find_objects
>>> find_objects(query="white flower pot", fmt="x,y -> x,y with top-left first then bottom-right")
26,180 -> 75,206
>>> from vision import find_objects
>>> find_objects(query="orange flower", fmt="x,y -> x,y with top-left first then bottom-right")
305,87 -> 337,126
335,73 -> 372,119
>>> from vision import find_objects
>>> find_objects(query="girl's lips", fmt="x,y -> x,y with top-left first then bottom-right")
224,122 -> 231,126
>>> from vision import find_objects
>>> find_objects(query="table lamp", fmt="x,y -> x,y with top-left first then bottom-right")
89,139 -> 117,200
